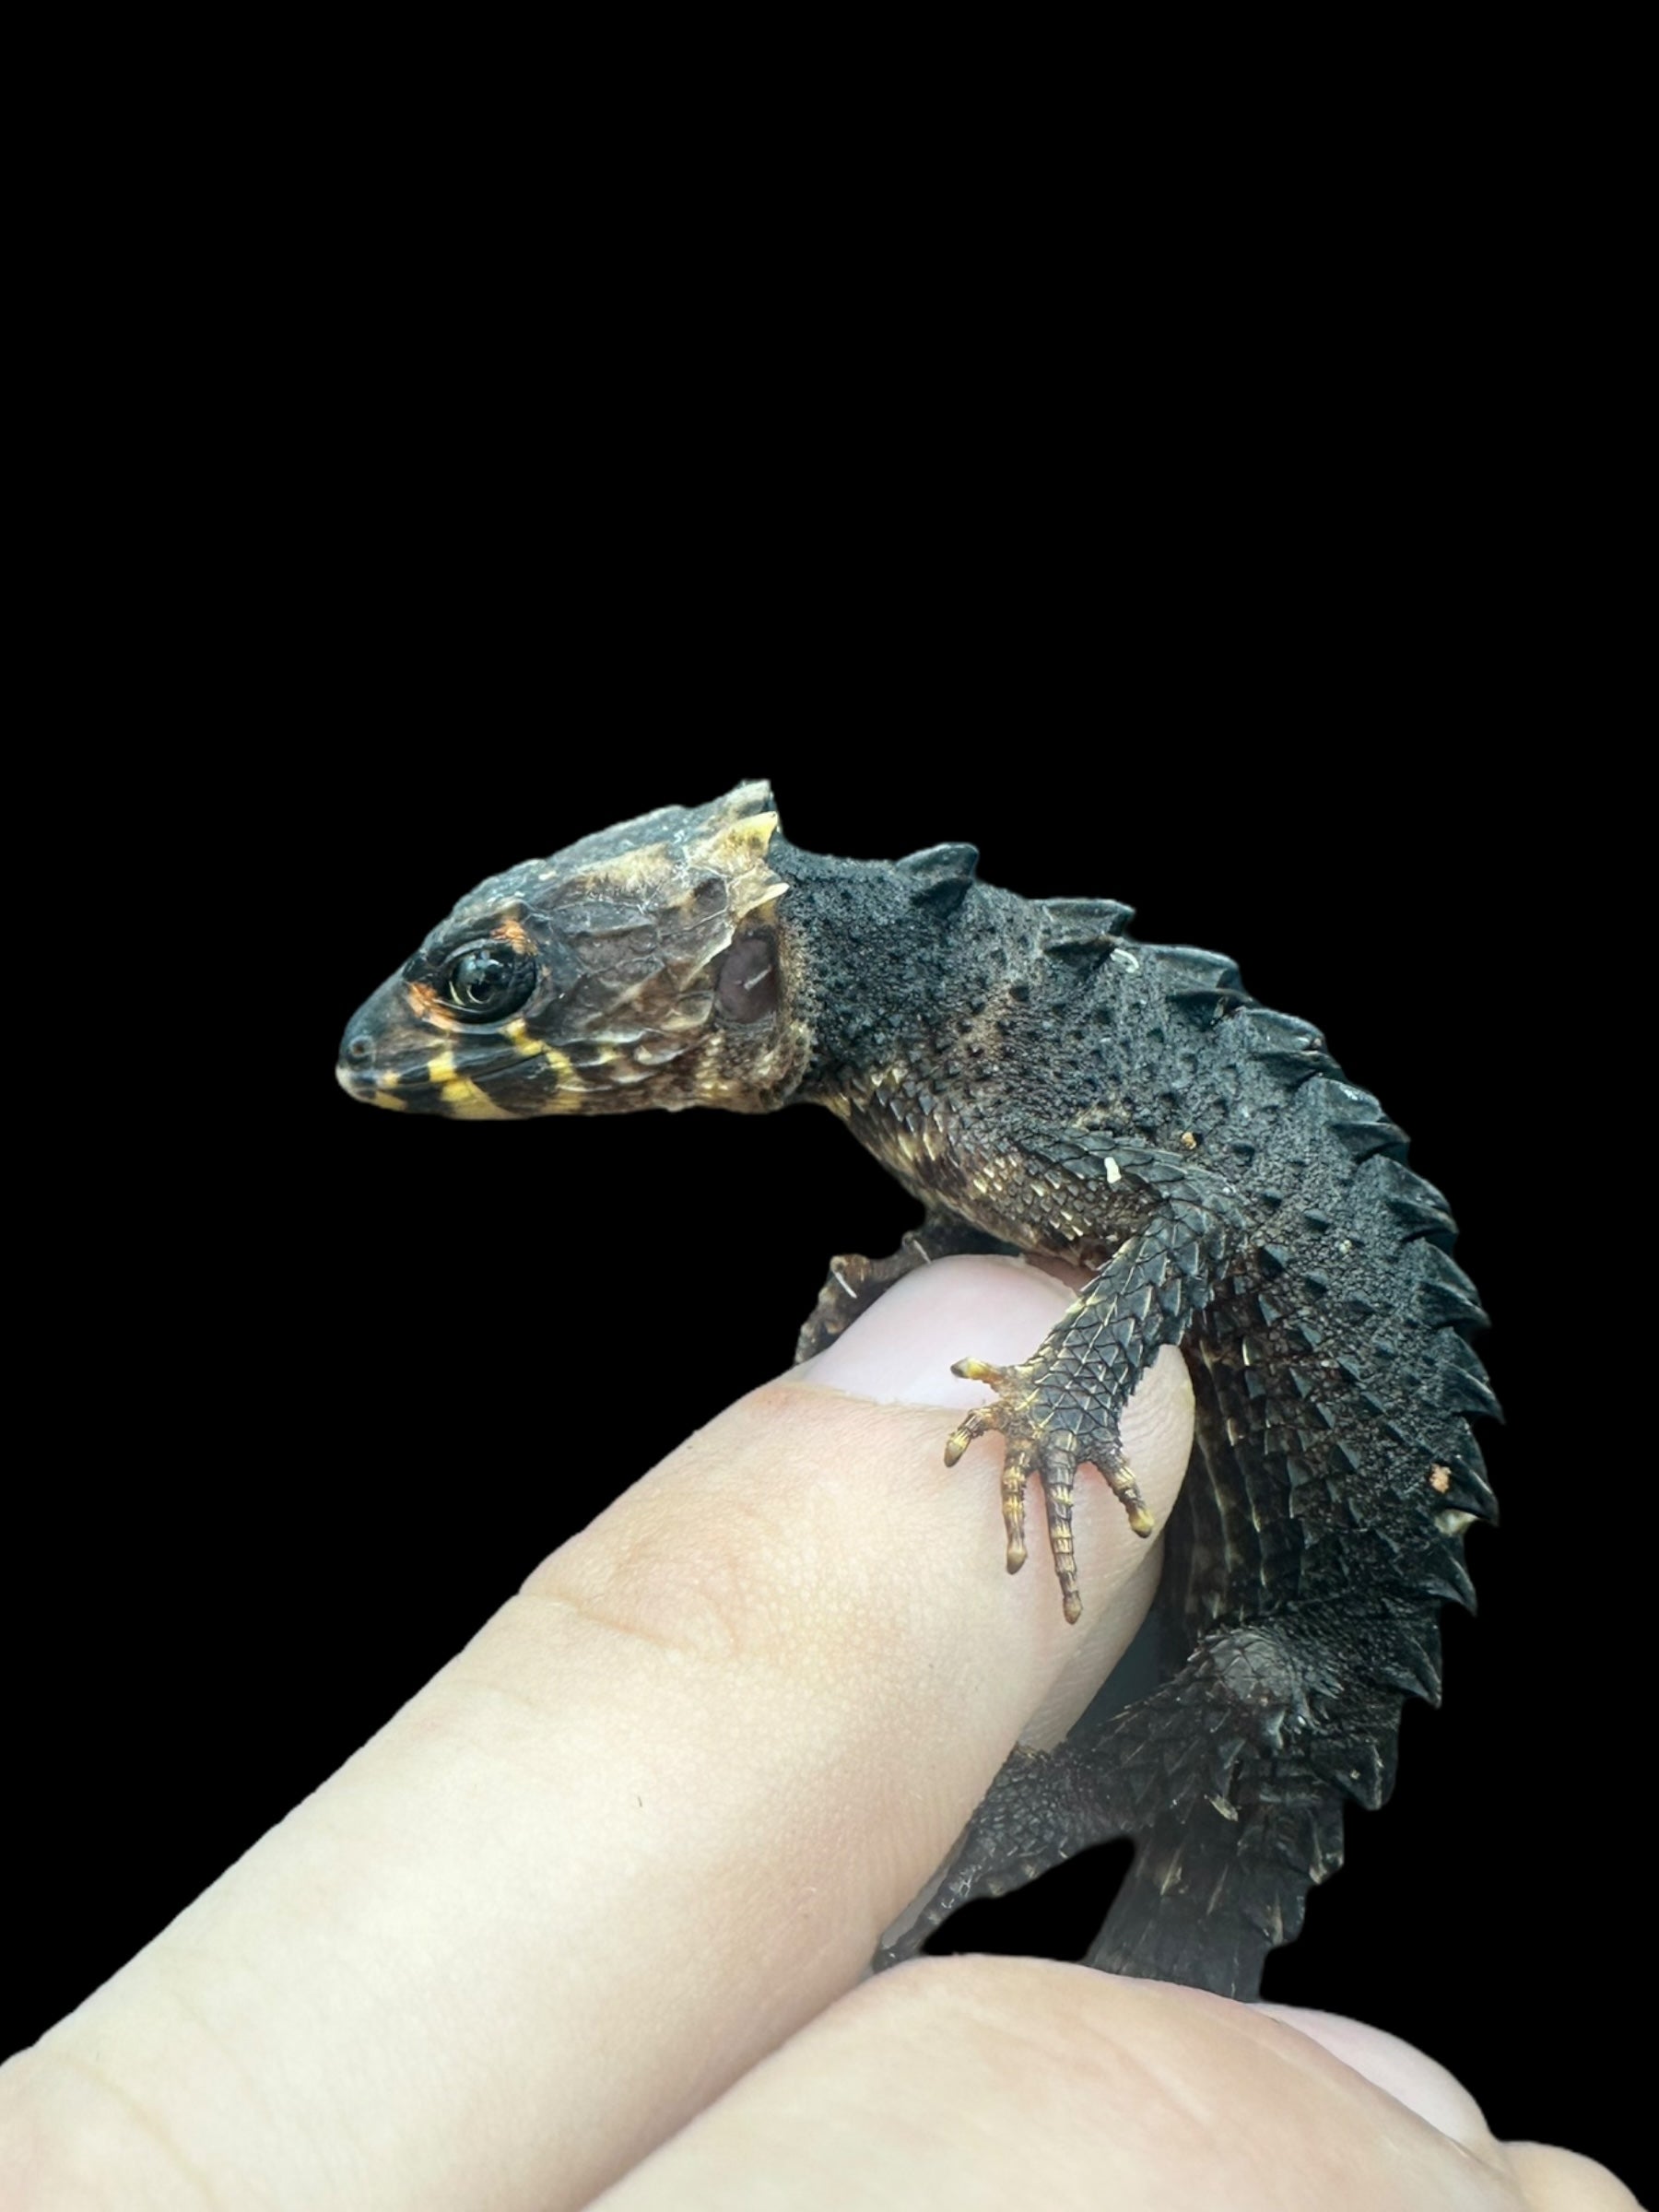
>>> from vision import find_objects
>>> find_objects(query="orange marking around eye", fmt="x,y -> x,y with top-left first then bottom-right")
406,978 -> 464,1032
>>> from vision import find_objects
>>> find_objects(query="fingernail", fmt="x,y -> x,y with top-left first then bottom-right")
1253,2007 -> 1498,2155
792,1257 -> 1073,1408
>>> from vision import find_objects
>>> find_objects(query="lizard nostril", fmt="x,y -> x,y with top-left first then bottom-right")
347,1033 -> 373,1063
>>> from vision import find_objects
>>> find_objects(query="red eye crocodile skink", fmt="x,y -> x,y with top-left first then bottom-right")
337,781 -> 1495,1999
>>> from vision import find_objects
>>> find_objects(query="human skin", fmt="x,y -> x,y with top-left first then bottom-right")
0,1262 -> 1633,2208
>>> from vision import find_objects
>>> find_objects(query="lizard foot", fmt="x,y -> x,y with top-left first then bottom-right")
794,1222 -> 1018,1362
794,1250 -> 907,1361
944,1357 -> 1155,1624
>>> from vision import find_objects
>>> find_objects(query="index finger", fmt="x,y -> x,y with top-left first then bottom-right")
6,1257 -> 1193,2212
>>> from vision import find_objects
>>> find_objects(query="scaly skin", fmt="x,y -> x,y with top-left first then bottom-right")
338,782 -> 1496,1998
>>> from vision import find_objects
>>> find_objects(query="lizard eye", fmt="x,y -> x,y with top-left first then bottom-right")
441,941 -> 536,1022
717,930 -> 778,1024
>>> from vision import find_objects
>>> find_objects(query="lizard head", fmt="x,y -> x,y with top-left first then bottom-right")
336,781 -> 811,1120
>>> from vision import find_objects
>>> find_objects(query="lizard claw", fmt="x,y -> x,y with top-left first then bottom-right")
950,1356 -> 1012,1389
1098,1439 -> 1157,1538
942,1399 -> 1003,1465
1000,1442 -> 1035,1575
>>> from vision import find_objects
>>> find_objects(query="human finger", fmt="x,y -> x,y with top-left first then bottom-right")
2,1256 -> 1192,2212
594,1959 -> 1637,2211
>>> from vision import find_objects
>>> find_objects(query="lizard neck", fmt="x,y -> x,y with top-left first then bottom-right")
777,840 -> 1097,1253
775,838 -> 1008,1105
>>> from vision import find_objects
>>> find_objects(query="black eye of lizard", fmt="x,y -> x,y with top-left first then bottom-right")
442,942 -> 535,1022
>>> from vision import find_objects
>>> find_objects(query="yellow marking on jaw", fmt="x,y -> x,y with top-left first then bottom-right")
369,1088 -> 407,1112
541,1044 -> 589,1112
503,1018 -> 541,1057
440,1078 -> 512,1120
374,1069 -> 401,1090
422,1049 -> 516,1118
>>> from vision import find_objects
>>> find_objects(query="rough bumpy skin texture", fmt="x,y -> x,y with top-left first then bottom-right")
338,782 -> 1496,2000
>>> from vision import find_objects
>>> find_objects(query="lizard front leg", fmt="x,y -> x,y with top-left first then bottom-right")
945,1152 -> 1242,1622
794,1212 -> 1018,1362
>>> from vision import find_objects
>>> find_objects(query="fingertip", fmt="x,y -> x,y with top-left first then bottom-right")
1503,2141 -> 1643,2210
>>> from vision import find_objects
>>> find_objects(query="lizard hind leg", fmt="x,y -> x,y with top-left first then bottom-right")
873,1736 -> 1114,1971
871,1606 -> 1387,1998
1075,1616 -> 1412,1996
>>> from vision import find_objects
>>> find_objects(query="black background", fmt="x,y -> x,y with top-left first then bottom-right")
9,718 -> 1633,2181
0,171 -> 1634,2183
